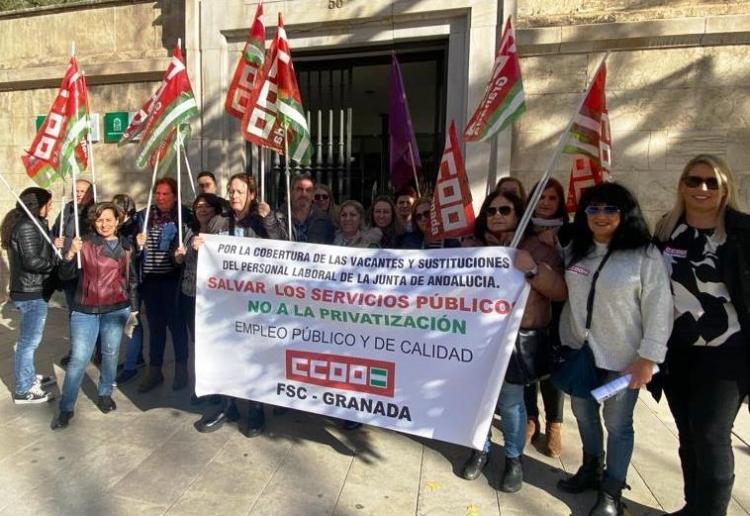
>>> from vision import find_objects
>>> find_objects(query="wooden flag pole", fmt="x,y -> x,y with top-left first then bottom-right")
141,148 -> 162,245
0,173 -> 62,259
407,141 -> 421,198
283,124 -> 293,241
176,127 -> 184,248
510,52 -> 609,248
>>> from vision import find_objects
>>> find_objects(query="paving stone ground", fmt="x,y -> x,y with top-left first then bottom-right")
0,295 -> 748,516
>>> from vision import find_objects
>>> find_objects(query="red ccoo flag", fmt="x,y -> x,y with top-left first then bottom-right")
429,121 -> 475,240
563,61 -> 611,214
225,1 -> 265,119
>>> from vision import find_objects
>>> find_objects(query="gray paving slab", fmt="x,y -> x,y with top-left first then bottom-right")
0,297 -> 748,515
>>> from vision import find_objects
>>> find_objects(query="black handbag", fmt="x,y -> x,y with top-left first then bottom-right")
551,249 -> 612,399
505,329 -> 550,385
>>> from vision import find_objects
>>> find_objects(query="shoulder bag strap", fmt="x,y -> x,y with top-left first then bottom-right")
584,248 -> 614,332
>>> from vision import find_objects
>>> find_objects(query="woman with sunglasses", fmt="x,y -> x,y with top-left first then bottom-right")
523,178 -> 572,458
400,197 -> 462,249
313,184 -> 338,225
461,190 -> 566,493
174,193 -> 224,403
367,195 -> 404,249
653,155 -> 750,516
557,182 -> 672,516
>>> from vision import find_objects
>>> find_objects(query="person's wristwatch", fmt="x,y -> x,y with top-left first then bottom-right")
524,264 -> 539,279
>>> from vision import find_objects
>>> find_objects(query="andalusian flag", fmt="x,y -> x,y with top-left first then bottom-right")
562,59 -> 611,214
120,45 -> 198,170
22,58 -> 89,187
464,18 -> 525,142
226,1 -> 265,119
241,13 -> 312,164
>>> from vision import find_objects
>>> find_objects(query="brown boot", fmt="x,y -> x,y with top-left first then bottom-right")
525,416 -> 541,446
173,363 -> 188,391
138,366 -> 164,393
545,422 -> 562,458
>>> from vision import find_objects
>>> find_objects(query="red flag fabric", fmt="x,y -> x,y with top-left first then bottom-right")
225,1 -> 265,119
22,57 -> 89,188
463,17 -> 526,143
428,121 -> 475,239
564,62 -> 612,214
241,13 -> 312,164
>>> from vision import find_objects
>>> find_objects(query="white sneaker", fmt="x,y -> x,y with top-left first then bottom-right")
35,374 -> 56,388
13,384 -> 54,404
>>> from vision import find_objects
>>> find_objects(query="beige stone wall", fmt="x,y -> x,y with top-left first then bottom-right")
519,0 -> 750,28
0,0 -> 184,222
512,12 -> 750,224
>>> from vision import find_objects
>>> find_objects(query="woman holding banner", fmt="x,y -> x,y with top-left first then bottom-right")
194,173 -> 278,437
523,178 -> 572,458
51,202 -> 139,429
1,187 -> 60,404
556,182 -> 672,516
653,155 -> 750,516
174,192 -> 224,404
461,190 -> 566,493
334,200 -> 381,249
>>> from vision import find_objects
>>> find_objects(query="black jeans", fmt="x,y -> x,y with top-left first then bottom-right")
524,378 -> 564,423
141,274 -> 188,367
663,347 -> 749,516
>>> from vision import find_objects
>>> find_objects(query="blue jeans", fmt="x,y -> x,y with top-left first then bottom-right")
570,372 -> 639,483
482,382 -> 527,459
13,298 -> 49,394
60,307 -> 130,412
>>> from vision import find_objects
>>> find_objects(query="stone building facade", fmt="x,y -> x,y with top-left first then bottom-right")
0,0 -> 749,226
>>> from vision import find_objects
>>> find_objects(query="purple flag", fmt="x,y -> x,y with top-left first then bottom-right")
389,54 -> 422,191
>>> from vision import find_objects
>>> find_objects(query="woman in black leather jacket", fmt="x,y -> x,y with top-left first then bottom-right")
0,187 -> 59,404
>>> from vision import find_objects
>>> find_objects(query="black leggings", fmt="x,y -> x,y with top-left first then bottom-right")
524,378 -> 564,423
663,348 -> 749,516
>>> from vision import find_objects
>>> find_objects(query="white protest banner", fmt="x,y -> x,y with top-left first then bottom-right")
195,235 -> 529,450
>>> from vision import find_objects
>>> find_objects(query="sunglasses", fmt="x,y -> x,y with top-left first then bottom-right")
314,194 -> 329,201
682,176 -> 719,190
415,211 -> 431,221
485,206 -> 513,217
584,205 -> 620,216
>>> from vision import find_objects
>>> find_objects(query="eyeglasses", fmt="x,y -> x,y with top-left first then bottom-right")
485,206 -> 513,217
682,176 -> 719,190
314,194 -> 329,201
584,205 -> 620,216
415,211 -> 431,221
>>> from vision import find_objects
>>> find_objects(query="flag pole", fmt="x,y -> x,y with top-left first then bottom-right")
176,127 -> 184,248
59,179 -> 65,239
283,124 -> 293,241
179,138 -> 197,197
83,72 -> 98,203
259,145 -> 265,202
0,173 -> 63,259
141,148 -> 162,244
510,52 -> 609,248
407,141 -> 421,198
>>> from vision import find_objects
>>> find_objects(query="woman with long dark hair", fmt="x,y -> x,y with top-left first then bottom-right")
654,155 -> 750,516
1,187 -> 59,404
461,190 -> 566,493
523,178 -> 571,458
556,182 -> 672,516
367,195 -> 403,249
51,202 -> 139,429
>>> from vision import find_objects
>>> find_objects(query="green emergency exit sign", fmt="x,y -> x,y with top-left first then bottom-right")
104,112 -> 132,143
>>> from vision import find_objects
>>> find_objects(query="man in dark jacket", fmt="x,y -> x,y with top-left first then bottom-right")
274,173 -> 334,244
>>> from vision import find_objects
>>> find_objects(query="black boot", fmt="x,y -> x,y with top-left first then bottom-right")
499,456 -> 523,493
558,451 -> 603,493
461,449 -> 489,480
240,401 -> 265,438
589,476 -> 626,516
51,411 -> 74,430
194,397 -> 238,433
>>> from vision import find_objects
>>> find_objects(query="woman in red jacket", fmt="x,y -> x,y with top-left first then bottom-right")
51,202 -> 139,429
